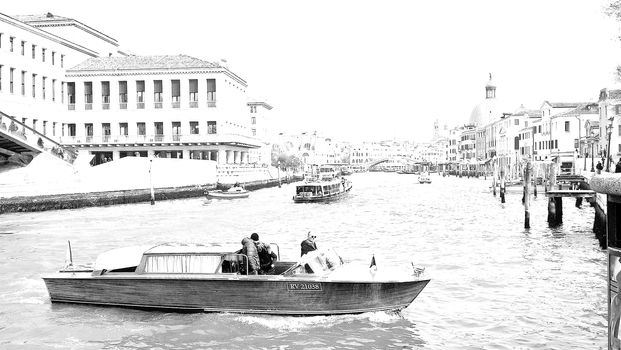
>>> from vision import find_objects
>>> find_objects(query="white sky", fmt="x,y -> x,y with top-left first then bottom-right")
4,0 -> 621,142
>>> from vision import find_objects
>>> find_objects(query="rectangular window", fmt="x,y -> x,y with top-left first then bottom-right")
101,81 -> 110,109
171,79 -> 180,108
31,44 -> 36,59
565,121 -> 570,132
555,140 -> 558,149
251,116 -> 256,125
514,119 -> 519,125
190,121 -> 199,134
21,71 -> 26,95
61,54 -> 64,68
61,82 -> 65,103
207,121 -> 217,134
68,123 -> 76,137
9,37 -> 13,52
42,76 -> 46,99
52,79 -> 56,101
102,123 -> 111,142
21,41 -> 25,55
31,73 -> 36,98
172,121 -> 181,140
67,82 -> 75,109
154,80 -> 162,108
9,68 -> 13,93
189,79 -> 198,108
119,122 -> 128,136
207,79 -> 216,107
85,123 -> 93,138
538,125 -> 541,133
42,48 -> 46,62
119,81 -> 127,109
51,51 -> 55,65
84,82 -> 93,109
136,80 -> 145,108
154,122 -> 164,141
137,122 -> 146,136
0,65 -> 2,91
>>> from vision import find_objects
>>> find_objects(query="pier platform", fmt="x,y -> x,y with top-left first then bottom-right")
544,190 -> 596,198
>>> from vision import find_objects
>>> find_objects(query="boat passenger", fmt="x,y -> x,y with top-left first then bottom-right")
301,232 -> 317,257
250,233 -> 277,274
240,237 -> 260,275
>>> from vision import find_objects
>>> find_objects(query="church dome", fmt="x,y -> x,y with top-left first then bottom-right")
469,98 -> 501,126
468,73 -> 507,127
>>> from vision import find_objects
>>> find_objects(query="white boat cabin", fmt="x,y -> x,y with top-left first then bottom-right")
87,243 -> 285,276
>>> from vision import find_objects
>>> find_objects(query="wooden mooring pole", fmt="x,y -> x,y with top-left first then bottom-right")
524,161 -> 531,229
500,170 -> 506,203
547,162 -> 562,226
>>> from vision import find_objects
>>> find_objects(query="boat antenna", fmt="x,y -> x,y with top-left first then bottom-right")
67,240 -> 73,266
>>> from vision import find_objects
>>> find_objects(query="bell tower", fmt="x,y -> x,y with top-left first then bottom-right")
485,73 -> 496,99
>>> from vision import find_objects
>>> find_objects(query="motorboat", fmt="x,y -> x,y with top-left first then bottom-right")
294,165 -> 352,203
205,185 -> 249,199
418,172 -> 432,184
42,243 -> 429,315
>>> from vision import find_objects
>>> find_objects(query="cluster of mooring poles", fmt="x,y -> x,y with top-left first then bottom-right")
491,160 -> 595,229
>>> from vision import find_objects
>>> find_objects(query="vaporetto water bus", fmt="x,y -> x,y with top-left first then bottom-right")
293,165 -> 352,203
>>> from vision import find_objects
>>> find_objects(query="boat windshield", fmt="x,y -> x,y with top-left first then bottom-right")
286,249 -> 344,276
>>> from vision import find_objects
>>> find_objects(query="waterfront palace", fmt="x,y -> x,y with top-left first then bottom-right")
0,12 -> 273,167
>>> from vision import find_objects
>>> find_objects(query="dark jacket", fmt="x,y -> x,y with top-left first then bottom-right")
255,242 -> 278,273
241,237 -> 260,273
616,162 -> 621,173
300,238 -> 317,256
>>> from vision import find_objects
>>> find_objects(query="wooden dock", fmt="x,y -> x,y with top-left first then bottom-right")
544,190 -> 596,198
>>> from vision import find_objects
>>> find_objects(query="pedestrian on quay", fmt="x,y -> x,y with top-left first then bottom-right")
597,161 -> 603,174
301,231 -> 317,256
616,159 -> 621,173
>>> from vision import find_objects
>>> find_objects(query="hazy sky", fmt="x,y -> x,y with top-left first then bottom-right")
4,0 -> 621,142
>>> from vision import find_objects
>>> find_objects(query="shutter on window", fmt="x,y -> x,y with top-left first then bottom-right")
154,80 -> 162,93
189,79 -> 198,93
171,80 -> 180,96
136,80 -> 145,92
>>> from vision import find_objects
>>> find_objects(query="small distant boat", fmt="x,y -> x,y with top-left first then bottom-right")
42,243 -> 429,315
397,169 -> 417,175
418,172 -> 432,184
340,167 -> 353,176
294,165 -> 352,203
205,185 -> 249,199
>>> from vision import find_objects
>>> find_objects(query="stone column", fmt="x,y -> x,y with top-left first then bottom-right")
218,149 -> 226,164
112,150 -> 120,161
234,151 -> 240,164
182,149 -> 190,160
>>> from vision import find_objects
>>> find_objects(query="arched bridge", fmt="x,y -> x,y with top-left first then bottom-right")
367,157 -> 428,170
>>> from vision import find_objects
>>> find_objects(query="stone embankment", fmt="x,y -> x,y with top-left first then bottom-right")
0,176 -> 301,214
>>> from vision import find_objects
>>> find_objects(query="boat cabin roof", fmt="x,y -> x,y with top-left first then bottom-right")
93,243 -> 241,271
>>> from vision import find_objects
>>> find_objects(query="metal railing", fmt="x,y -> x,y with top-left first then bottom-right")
171,101 -> 180,109
119,103 -> 127,110
0,111 -> 77,163
58,132 -> 261,146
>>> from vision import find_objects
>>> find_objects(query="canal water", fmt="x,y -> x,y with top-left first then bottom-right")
0,173 -> 606,349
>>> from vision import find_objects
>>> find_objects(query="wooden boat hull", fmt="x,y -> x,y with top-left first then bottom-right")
205,191 -> 249,199
43,274 -> 429,315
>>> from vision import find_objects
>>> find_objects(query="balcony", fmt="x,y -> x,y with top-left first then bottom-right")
119,103 -> 127,110
137,102 -> 145,109
154,102 -> 163,109
68,104 -> 75,111
102,103 -> 109,110
171,101 -> 180,109
189,101 -> 198,108
208,100 -> 216,108
85,103 -> 92,110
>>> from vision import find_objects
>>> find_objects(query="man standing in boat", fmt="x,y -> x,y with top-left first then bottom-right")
240,236 -> 260,275
301,232 -> 318,256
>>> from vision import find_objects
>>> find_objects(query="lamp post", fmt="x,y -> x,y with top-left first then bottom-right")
591,139 -> 595,172
607,120 -> 613,172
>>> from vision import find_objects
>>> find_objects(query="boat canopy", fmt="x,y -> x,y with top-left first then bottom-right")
93,243 -> 240,271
